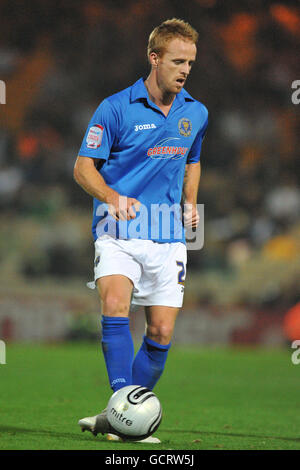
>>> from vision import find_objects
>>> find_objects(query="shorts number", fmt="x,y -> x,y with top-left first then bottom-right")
176,261 -> 186,285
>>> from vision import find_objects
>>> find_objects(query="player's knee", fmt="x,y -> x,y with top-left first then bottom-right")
146,324 -> 174,345
102,294 -> 130,317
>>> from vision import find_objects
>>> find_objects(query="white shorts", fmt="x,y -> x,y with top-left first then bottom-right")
88,235 -> 187,308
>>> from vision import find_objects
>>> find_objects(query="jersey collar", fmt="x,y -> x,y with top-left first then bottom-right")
130,77 -> 195,105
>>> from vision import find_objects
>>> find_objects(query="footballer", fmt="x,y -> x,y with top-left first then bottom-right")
74,18 -> 208,443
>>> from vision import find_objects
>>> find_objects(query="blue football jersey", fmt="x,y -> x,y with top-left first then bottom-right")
78,78 -> 208,243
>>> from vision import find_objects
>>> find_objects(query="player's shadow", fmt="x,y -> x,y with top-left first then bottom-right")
2,425 -> 299,445
165,428 -> 300,443
0,425 -> 98,443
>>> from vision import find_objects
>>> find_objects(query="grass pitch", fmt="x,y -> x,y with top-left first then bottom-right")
0,342 -> 299,450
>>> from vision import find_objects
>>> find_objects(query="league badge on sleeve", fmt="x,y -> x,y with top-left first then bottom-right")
86,124 -> 104,149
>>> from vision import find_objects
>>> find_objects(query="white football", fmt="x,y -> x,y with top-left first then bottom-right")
107,385 -> 162,440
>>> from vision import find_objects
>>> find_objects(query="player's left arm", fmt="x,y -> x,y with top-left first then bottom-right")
183,161 -> 201,228
183,107 -> 208,228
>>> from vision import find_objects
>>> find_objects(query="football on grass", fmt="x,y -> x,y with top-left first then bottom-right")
107,385 -> 162,440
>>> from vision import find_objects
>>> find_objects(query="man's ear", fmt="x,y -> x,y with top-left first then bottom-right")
149,52 -> 159,67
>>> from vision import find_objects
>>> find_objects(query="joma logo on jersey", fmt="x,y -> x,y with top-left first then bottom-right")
134,123 -> 157,131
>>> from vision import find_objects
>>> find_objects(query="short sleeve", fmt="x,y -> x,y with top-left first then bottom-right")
187,113 -> 208,164
78,99 -> 118,161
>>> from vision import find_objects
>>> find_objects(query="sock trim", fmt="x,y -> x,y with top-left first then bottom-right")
143,335 -> 171,351
101,315 -> 129,324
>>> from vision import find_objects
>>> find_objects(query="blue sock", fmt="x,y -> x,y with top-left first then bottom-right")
101,315 -> 134,392
132,335 -> 171,390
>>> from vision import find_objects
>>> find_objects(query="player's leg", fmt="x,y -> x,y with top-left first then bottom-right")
80,276 -> 162,443
106,305 -> 173,443
97,274 -> 135,392
132,305 -> 179,389
131,241 -> 186,390
79,273 -> 134,437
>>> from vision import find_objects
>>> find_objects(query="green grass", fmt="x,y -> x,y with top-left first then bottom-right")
0,343 -> 299,450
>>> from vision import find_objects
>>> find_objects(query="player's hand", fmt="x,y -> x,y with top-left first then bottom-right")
183,203 -> 200,228
107,193 -> 141,221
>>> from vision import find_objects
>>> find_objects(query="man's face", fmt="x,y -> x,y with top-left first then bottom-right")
155,37 -> 197,94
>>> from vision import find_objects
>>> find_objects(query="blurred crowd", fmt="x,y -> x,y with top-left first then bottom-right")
0,0 -> 299,307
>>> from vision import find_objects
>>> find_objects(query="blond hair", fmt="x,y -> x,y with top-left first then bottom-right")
147,18 -> 198,61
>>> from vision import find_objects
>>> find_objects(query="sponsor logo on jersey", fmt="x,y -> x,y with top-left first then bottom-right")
86,124 -> 103,149
147,137 -> 188,160
178,117 -> 192,137
135,123 -> 157,131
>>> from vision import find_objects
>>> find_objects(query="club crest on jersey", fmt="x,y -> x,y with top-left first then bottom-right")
86,124 -> 103,149
178,118 -> 192,137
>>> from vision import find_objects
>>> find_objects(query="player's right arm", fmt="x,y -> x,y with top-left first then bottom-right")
74,156 -> 140,221
75,99 -> 140,220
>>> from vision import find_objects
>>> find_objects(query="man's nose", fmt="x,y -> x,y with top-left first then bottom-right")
180,62 -> 190,76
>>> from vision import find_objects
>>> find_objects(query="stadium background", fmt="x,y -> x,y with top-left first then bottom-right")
0,0 -> 299,346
